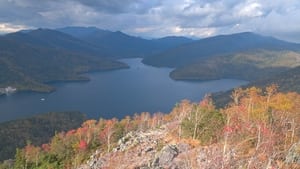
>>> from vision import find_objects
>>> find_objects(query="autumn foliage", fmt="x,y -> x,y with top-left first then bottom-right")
4,85 -> 300,169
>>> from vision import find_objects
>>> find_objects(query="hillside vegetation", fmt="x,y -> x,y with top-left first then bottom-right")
213,65 -> 300,108
143,32 -> 300,83
6,29 -> 112,58
0,112 -> 86,162
2,86 -> 300,168
0,27 -> 195,92
143,32 -> 300,68
0,31 -> 128,92
171,50 -> 300,81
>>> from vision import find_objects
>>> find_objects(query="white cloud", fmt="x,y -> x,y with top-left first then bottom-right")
0,0 -> 300,42
0,23 -> 29,33
237,2 -> 264,18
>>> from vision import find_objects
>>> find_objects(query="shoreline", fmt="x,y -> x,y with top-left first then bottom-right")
2,65 -> 130,95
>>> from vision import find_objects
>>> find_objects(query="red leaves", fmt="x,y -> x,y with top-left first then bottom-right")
223,126 -> 234,133
78,140 -> 88,150
199,99 -> 209,107
42,143 -> 50,152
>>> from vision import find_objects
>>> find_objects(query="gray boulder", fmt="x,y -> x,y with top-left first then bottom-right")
152,144 -> 179,168
286,141 -> 300,164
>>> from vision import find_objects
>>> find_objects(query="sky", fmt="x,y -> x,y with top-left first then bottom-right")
0,0 -> 300,42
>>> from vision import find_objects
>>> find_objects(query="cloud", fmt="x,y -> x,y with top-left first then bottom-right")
0,0 -> 300,42
0,23 -> 29,34
73,0 -> 161,14
237,2 -> 264,18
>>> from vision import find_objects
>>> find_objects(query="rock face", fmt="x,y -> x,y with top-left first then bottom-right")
77,124 -> 233,169
285,141 -> 300,164
113,131 -> 160,153
77,150 -> 103,169
77,128 -> 169,169
152,145 -> 178,168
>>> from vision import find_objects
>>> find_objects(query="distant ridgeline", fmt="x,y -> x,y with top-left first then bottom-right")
2,27 -> 300,95
141,32 -> 300,106
143,32 -> 300,84
0,27 -> 193,93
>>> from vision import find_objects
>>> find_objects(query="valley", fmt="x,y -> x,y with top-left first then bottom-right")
1,27 -> 300,168
2,1 -> 300,168
0,58 -> 247,123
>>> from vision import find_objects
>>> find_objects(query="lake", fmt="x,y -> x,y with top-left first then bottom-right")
0,58 -> 248,122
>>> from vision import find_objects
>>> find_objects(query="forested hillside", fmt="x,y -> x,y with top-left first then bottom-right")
0,112 -> 86,162
143,32 -> 300,83
170,50 -> 300,81
2,86 -> 300,169
143,32 -> 300,68
0,30 -> 128,92
213,65 -> 300,108
0,27 -> 194,93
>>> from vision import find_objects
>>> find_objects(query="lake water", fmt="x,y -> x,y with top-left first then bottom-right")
0,58 -> 247,122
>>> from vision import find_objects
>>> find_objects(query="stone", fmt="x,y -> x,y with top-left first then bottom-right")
285,141 -> 300,164
152,144 -> 179,167
177,143 -> 191,153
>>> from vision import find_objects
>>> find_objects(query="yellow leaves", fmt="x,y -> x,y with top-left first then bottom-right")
227,85 -> 300,124
270,92 -> 295,112
246,86 -> 262,98
171,99 -> 193,120
181,138 -> 201,147
81,119 -> 97,129
24,143 -> 41,163
223,85 -> 300,167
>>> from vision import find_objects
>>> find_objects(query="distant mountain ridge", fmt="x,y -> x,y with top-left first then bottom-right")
56,26 -> 110,39
0,29 -> 128,92
57,26 -> 194,58
0,27 -> 195,92
2,27 -> 300,94
141,32 -> 300,86
170,49 -> 300,81
6,29 -> 112,58
143,32 -> 300,68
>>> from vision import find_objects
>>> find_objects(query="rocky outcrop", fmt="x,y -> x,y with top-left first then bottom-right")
285,141 -> 300,164
77,123 -> 244,169
77,128 -> 168,169
77,150 -> 103,169
152,145 -> 178,168
113,130 -> 162,153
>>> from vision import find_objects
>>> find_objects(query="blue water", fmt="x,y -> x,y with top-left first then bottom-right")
0,58 -> 247,122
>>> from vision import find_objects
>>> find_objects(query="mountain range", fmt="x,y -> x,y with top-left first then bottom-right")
0,32 -> 127,92
143,32 -> 300,68
142,32 -> 300,87
3,27 -> 300,168
57,26 -> 194,58
0,27 -> 195,92
1,26 -> 300,94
